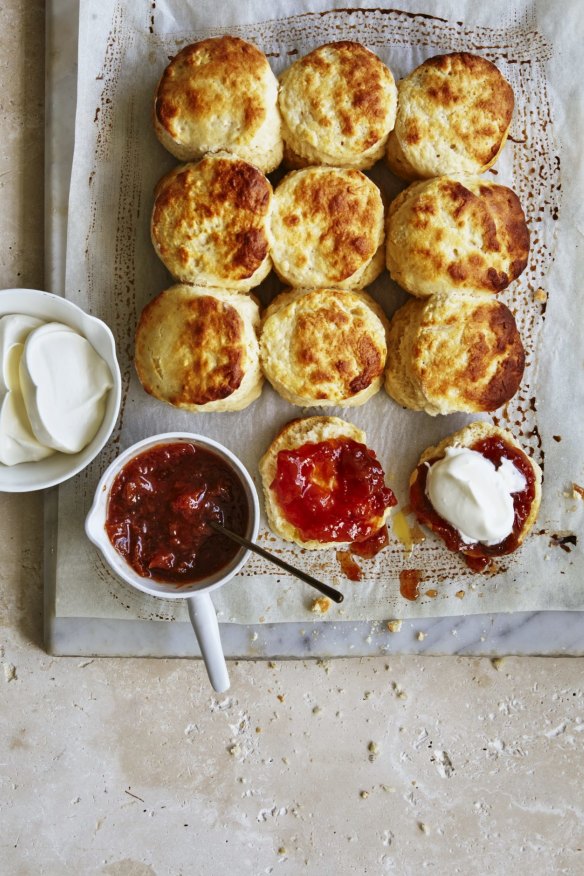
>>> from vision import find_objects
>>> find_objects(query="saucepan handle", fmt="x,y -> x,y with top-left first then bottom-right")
187,592 -> 230,692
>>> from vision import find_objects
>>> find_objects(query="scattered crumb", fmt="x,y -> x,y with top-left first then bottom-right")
491,657 -> 505,672
360,790 -> 369,799
317,659 -> 332,675
268,661 -> 277,669
278,847 -> 286,856
363,690 -> 372,700
277,694 -> 285,703
416,631 -> 426,641
3,663 -> 16,683
228,743 -> 241,757
533,287 -> 547,302
310,596 -> 331,614
573,483 -> 584,499
418,822 -> 430,835
387,620 -> 402,633
312,706 -> 321,716
380,785 -> 396,793
455,590 -> 465,599
282,757 -> 289,765
255,727 -> 262,734
392,682 -> 407,700
368,741 -> 379,762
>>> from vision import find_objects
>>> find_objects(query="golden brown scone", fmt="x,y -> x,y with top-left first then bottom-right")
386,53 -> 514,180
259,416 -> 393,549
151,153 -> 273,291
278,41 -> 398,170
153,36 -> 283,173
268,167 -> 385,289
385,292 -> 525,415
386,176 -> 530,297
260,288 -> 388,407
409,421 -> 542,565
134,284 -> 262,412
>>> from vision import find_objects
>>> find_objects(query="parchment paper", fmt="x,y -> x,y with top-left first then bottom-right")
55,0 -> 584,624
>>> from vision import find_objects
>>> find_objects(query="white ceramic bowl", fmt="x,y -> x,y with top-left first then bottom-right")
0,288 -> 121,492
85,432 -> 260,597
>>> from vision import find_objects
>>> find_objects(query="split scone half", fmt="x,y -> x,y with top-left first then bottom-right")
385,292 -> 525,415
153,36 -> 283,173
278,41 -> 397,170
151,152 -> 273,292
386,52 -> 514,180
260,288 -> 389,407
135,284 -> 262,412
386,176 -> 529,297
268,166 -> 385,290
259,416 -> 396,549
409,421 -> 542,570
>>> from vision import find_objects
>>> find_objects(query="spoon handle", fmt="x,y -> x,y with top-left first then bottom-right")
209,521 -> 344,604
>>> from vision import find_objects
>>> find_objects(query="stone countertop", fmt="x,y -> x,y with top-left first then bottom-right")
0,3 -> 583,874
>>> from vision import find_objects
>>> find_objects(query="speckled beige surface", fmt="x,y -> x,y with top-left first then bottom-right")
1,4 -> 583,875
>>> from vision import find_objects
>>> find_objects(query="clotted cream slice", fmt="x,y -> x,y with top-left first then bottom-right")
19,322 -> 113,454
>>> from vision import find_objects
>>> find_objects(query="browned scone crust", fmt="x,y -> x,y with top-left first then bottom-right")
268,167 -> 385,289
153,36 -> 283,172
386,53 -> 514,180
278,41 -> 398,170
151,153 -> 273,291
385,292 -> 525,415
386,176 -> 529,297
411,420 -> 542,548
134,284 -> 262,412
260,288 -> 389,407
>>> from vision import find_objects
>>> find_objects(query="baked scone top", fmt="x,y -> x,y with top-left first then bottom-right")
387,53 -> 514,179
269,167 -> 384,289
134,284 -> 262,412
154,36 -> 282,171
260,288 -> 388,407
386,176 -> 530,297
151,153 -> 273,291
279,41 -> 397,168
385,293 -> 525,415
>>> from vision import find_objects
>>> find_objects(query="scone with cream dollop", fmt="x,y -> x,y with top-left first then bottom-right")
268,167 -> 385,289
386,53 -> 514,180
151,152 -> 273,292
135,284 -> 262,412
154,36 -> 283,173
409,421 -> 542,570
279,41 -> 398,170
260,288 -> 388,407
385,292 -> 525,415
259,416 -> 396,549
386,176 -> 529,297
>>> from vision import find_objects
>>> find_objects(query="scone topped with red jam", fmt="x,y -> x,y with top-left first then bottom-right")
409,421 -> 542,571
259,416 -> 396,551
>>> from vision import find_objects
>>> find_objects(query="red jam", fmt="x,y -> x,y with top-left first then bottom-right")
410,436 -> 536,572
105,442 -> 249,585
400,569 -> 422,601
271,438 -> 396,545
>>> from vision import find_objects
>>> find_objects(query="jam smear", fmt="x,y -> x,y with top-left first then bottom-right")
410,436 -> 536,571
105,442 -> 249,585
351,523 -> 389,558
399,569 -> 422,601
337,550 -> 363,581
271,438 -> 396,545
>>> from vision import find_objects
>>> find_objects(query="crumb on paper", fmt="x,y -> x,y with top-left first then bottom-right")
312,705 -> 322,716
572,483 -> 584,499
278,847 -> 286,856
368,741 -> 379,762
277,694 -> 285,703
363,690 -> 372,700
491,657 -> 505,671
3,663 -> 16,683
416,631 -> 426,641
534,287 -> 547,302
255,727 -> 262,734
387,620 -> 402,633
392,682 -> 407,700
455,590 -> 465,599
360,790 -> 369,799
310,596 -> 331,614
228,743 -> 241,757
418,822 -> 430,835
268,661 -> 277,670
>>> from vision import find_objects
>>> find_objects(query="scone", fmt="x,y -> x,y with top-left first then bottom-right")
278,41 -> 398,170
134,284 -> 263,412
260,288 -> 388,407
153,36 -> 283,173
268,167 -> 385,289
151,153 -> 273,292
409,421 -> 542,570
259,416 -> 396,549
386,176 -> 530,297
386,53 -> 514,180
385,292 -> 525,415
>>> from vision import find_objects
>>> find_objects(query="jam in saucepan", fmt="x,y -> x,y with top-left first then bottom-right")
410,436 -> 536,572
271,438 -> 396,548
105,442 -> 249,585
